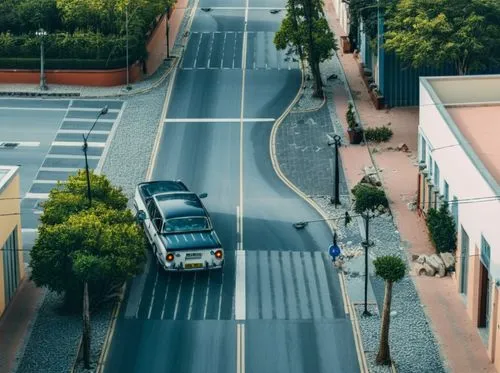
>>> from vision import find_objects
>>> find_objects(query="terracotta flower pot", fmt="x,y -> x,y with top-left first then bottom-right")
348,128 -> 363,144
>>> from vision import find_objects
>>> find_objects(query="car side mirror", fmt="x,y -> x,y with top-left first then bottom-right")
136,210 -> 147,223
199,192 -> 208,199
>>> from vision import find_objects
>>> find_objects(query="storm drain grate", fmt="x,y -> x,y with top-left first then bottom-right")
0,142 -> 19,149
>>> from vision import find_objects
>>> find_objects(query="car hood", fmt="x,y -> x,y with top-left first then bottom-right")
160,230 -> 221,250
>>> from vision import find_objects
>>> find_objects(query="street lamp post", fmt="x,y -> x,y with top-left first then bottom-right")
82,106 -> 108,207
328,134 -> 342,206
35,29 -> 48,91
165,6 -> 170,59
362,212 -> 372,317
80,105 -> 108,368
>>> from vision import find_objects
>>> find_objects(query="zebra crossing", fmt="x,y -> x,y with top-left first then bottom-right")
131,250 -> 345,321
181,31 -> 299,70
21,99 -> 123,229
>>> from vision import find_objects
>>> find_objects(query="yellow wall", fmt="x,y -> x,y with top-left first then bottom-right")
0,170 -> 24,316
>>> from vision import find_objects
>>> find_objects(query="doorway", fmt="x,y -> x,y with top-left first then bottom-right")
460,227 -> 469,295
478,262 -> 491,345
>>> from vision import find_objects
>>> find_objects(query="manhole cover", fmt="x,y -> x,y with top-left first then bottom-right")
0,142 -> 19,149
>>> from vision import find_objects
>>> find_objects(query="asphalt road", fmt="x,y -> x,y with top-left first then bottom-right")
0,98 -> 123,260
104,1 -> 360,372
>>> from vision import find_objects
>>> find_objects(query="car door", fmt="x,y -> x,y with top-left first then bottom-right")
145,199 -> 157,244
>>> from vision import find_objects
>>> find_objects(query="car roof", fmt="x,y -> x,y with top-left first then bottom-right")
154,192 -> 207,219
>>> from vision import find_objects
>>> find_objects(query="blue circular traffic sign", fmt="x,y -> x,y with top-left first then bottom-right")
328,244 -> 341,259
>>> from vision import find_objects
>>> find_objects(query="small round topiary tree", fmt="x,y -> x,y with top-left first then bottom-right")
373,255 -> 406,366
351,182 -> 388,214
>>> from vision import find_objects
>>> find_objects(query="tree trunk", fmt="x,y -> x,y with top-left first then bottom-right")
376,280 -> 393,365
83,281 -> 91,369
302,0 -> 323,98
313,60 -> 323,98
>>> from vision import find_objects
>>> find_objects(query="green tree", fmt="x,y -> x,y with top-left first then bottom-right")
30,206 -> 146,307
426,202 -> 457,253
373,255 -> 406,365
351,182 -> 388,214
274,0 -> 337,98
40,169 -> 127,225
384,0 -> 500,75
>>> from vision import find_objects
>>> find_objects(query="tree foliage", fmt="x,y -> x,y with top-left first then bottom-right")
384,0 -> 500,75
274,0 -> 337,97
426,203 -> 457,253
30,171 -> 145,309
348,0 -> 379,51
351,182 -> 388,214
40,170 -> 127,225
373,255 -> 406,283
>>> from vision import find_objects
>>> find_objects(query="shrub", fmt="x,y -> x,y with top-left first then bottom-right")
364,126 -> 393,142
346,102 -> 357,129
426,203 -> 457,253
351,182 -> 388,214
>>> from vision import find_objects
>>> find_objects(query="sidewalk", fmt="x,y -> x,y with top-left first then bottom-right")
0,278 -> 45,373
325,2 -> 497,373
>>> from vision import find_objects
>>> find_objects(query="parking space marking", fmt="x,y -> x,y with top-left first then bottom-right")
52,141 -> 106,148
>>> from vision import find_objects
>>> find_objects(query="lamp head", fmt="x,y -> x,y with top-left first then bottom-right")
100,106 -> 108,115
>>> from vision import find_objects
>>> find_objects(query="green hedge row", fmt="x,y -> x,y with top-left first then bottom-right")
0,31 -> 145,61
0,57 -> 134,70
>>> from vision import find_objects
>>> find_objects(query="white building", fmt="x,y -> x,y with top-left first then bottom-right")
418,75 -> 500,366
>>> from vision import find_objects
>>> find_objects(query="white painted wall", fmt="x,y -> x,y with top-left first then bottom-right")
333,0 -> 349,35
419,82 -> 500,280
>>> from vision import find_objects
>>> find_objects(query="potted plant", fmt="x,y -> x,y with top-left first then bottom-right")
346,103 -> 363,144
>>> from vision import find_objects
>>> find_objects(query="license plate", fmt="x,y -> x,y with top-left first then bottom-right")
185,263 -> 203,269
186,253 -> 202,259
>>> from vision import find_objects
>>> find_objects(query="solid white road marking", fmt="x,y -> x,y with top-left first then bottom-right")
52,141 -> 106,147
202,6 -> 284,9
24,193 -> 49,199
187,272 -> 197,320
0,107 -> 67,112
45,154 -> 100,160
173,275 -> 184,320
164,118 -> 275,123
236,205 -> 240,236
235,251 -> 246,320
160,274 -> 172,319
32,180 -> 60,184
63,117 -> 115,123
21,228 -> 37,233
203,270 -> 211,319
38,167 -> 79,172
58,129 -> 110,135
217,271 -> 224,320
147,270 -> 160,319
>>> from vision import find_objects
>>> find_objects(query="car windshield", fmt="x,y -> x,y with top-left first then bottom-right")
163,217 -> 210,233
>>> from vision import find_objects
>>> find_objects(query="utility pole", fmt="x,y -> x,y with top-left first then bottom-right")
81,105 -> 108,369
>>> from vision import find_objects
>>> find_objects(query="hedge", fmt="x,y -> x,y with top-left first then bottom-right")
0,57 -> 133,70
0,31 -> 145,61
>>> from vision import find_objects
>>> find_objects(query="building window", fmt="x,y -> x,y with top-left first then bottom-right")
444,181 -> 449,204
420,135 -> 427,162
434,162 -> 440,190
481,235 -> 491,271
2,227 -> 19,305
428,154 -> 433,177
